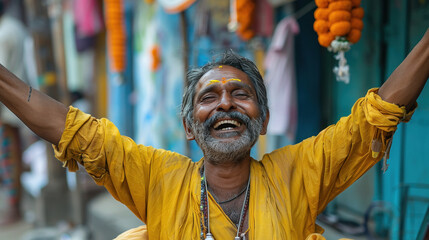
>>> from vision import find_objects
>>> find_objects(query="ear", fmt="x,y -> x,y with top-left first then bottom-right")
183,118 -> 195,140
260,110 -> 270,135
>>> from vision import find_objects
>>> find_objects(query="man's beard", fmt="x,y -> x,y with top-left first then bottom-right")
191,111 -> 263,165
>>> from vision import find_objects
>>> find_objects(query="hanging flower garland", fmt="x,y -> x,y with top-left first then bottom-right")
105,0 -> 127,74
313,0 -> 364,84
149,45 -> 161,72
228,0 -> 256,41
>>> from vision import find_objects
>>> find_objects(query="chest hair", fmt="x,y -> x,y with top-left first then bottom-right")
219,193 -> 246,226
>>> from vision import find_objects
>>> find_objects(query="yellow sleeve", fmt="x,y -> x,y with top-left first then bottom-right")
52,106 -> 185,222
114,225 -> 148,240
306,88 -> 414,212
271,88 -> 415,218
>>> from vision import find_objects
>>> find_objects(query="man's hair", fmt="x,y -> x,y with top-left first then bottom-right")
181,50 -> 268,126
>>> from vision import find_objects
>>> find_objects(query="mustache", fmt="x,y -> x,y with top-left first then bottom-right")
202,111 -> 251,129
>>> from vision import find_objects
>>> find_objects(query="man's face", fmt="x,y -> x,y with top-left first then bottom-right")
184,65 -> 268,163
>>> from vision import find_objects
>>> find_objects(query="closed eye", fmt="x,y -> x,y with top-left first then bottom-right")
233,90 -> 251,99
200,94 -> 217,103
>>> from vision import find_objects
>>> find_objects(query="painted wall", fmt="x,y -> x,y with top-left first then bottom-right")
324,1 -> 429,239
381,1 -> 429,239
322,0 -> 384,216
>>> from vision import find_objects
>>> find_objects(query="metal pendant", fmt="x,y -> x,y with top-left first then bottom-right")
205,233 -> 215,240
237,233 -> 246,240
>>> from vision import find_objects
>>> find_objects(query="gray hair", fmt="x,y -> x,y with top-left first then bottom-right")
181,50 -> 268,126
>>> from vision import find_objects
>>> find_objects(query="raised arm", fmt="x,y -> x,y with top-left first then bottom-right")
378,28 -> 429,111
0,65 -> 68,145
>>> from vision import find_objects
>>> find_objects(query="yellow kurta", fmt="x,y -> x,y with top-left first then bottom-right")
54,89 -> 414,239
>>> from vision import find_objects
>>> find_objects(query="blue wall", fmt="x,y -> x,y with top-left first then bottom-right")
324,1 -> 429,239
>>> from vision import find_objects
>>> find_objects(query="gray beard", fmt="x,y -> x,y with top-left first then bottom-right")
191,112 -> 263,165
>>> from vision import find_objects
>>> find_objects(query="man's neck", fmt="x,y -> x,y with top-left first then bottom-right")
203,156 -> 251,227
204,157 -> 251,197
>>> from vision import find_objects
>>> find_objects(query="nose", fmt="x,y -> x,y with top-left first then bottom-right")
217,91 -> 237,112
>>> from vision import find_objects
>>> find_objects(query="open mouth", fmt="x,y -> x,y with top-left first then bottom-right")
212,119 -> 242,131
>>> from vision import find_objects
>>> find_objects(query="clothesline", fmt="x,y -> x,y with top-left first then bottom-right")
291,1 -> 316,20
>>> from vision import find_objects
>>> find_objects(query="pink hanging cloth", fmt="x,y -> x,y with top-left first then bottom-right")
264,17 -> 300,141
73,0 -> 103,37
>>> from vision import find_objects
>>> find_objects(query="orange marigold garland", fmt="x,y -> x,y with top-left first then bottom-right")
149,45 -> 161,72
105,0 -> 127,75
313,0 -> 365,84
228,0 -> 255,41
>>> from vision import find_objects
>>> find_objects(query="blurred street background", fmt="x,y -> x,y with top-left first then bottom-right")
0,0 -> 429,239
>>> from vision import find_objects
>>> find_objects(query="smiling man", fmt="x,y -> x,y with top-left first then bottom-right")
182,64 -> 268,237
0,29 -> 429,239
185,65 -> 267,163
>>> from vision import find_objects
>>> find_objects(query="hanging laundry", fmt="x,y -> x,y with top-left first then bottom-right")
192,0 -> 249,67
265,17 -> 299,141
74,28 -> 96,52
200,0 -> 238,44
73,0 -> 103,37
193,1 -> 210,37
253,0 -> 274,37
158,0 -> 196,13
134,2 -> 185,154
64,9 -> 91,91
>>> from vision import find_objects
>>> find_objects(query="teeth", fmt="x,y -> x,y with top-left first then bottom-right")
213,120 -> 241,129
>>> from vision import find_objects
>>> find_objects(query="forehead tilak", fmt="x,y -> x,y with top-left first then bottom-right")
206,78 -> 242,86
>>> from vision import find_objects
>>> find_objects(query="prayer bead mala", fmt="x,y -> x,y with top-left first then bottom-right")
200,167 -> 250,240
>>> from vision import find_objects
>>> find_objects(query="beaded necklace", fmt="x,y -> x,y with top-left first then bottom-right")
200,167 -> 250,240
212,184 -> 248,204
